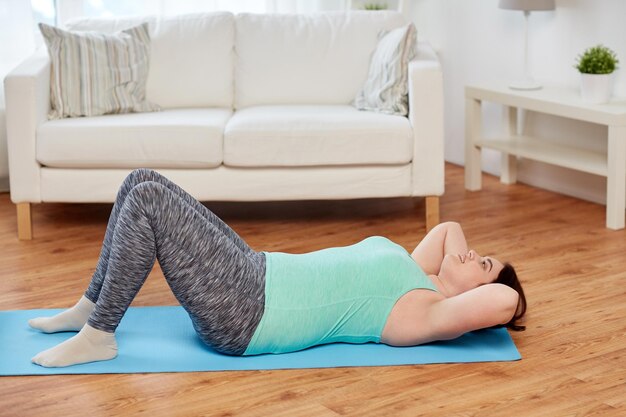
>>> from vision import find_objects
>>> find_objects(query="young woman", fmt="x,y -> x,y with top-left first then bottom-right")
29,169 -> 527,368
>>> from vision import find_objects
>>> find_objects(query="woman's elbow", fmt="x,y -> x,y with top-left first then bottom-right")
499,287 -> 520,325
442,221 -> 462,232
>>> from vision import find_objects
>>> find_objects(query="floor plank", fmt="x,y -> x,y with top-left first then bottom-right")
1,163 -> 625,416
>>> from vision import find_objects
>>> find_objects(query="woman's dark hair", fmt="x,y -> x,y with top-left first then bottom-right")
494,263 -> 526,331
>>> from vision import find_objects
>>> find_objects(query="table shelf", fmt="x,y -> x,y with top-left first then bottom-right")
476,136 -> 607,177
465,83 -> 626,229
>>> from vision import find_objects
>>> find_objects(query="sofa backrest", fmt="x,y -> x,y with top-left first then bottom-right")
63,11 -> 408,110
234,11 -> 407,108
65,12 -> 234,109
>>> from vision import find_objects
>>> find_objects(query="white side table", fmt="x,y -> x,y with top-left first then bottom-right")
465,83 -> 626,230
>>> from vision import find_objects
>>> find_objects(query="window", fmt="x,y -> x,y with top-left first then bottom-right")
35,0 -> 353,27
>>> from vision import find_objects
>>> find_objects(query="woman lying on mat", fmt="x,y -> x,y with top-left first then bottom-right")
29,169 -> 527,368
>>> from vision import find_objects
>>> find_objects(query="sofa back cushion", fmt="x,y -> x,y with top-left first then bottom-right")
65,12 -> 234,109
234,11 -> 407,108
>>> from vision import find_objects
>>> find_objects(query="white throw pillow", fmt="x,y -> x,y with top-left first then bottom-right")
353,23 -> 417,116
39,22 -> 160,119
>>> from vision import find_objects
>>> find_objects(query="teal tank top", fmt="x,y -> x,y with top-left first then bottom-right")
243,236 -> 438,355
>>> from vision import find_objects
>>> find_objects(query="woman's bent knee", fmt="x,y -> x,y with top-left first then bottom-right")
124,168 -> 160,186
126,181 -> 167,203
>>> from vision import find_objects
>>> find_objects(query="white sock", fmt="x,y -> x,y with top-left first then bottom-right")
28,295 -> 95,333
31,324 -> 118,368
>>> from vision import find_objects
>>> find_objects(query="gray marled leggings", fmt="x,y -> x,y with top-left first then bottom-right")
84,168 -> 266,355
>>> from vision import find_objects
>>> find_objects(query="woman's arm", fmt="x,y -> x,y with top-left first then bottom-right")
427,283 -> 519,341
410,222 -> 468,275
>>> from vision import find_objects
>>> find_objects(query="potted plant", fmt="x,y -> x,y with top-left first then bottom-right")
363,3 -> 388,10
574,44 -> 619,104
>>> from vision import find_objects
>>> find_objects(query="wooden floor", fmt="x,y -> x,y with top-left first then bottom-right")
1,163 -> 625,416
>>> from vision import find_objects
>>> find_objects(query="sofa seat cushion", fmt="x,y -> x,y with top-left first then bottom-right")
223,105 -> 413,167
37,108 -> 231,169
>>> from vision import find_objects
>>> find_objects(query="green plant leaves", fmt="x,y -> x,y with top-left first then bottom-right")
575,45 -> 619,74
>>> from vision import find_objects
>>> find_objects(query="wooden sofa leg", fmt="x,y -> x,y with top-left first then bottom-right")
425,196 -> 440,232
16,202 -> 33,240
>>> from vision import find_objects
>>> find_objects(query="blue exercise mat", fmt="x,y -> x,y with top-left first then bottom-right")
0,306 -> 521,375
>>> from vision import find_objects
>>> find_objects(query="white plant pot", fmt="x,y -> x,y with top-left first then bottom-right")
579,73 -> 614,104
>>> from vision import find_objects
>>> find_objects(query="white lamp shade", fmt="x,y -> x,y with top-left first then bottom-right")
499,0 -> 555,11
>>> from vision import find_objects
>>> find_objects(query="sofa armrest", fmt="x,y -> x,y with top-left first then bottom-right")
408,41 -> 445,196
4,48 -> 50,203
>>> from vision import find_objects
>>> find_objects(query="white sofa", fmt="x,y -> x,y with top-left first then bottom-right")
5,11 -> 444,240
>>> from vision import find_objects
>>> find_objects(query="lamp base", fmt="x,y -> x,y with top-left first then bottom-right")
508,79 -> 542,91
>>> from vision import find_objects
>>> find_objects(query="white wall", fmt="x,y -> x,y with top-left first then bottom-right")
0,84 -> 9,192
0,1 -> 36,193
411,0 -> 626,205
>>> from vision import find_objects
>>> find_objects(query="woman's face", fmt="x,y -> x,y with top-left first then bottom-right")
439,249 -> 504,294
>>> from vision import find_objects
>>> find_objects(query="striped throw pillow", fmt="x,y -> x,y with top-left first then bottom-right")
39,22 -> 160,119
353,23 -> 417,117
